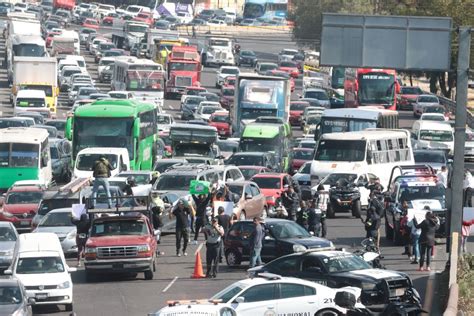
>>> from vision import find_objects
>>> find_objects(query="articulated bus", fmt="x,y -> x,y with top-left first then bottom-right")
0,127 -> 52,191
315,108 -> 399,140
111,57 -> 165,108
243,0 -> 290,19
344,68 -> 400,110
65,99 -> 157,171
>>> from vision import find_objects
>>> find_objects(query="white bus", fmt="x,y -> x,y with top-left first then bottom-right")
111,57 -> 165,108
411,120 -> 454,155
0,127 -> 52,191
316,108 -> 399,140
310,129 -> 414,188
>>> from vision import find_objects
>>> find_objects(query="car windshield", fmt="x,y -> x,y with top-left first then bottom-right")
414,151 -> 446,164
154,174 -> 195,191
227,154 -> 263,166
116,173 -> 149,185
0,285 -> 22,305
293,150 -> 312,160
0,227 -> 16,241
239,168 -> 261,179
227,185 -> 243,197
241,50 -> 255,56
221,68 -> 239,75
321,254 -> 371,273
76,154 -> 118,171
268,221 -> 311,239
217,141 -> 238,152
280,61 -> 297,67
321,173 -> 357,187
202,106 -> 220,114
298,162 -> 311,174
40,212 -> 74,227
419,130 -> 453,142
252,177 -> 281,189
401,87 -> 423,95
91,219 -> 148,236
397,184 -> 446,202
315,140 -> 366,162
421,115 -> 444,121
304,90 -> 329,101
424,107 -> 445,114
157,115 -> 170,124
418,96 -> 438,103
16,256 -> 65,274
290,103 -> 308,111
211,115 -> 229,123
306,116 -> 321,125
260,64 -> 277,72
222,88 -> 234,96
211,284 -> 244,302
186,97 -> 206,106
169,62 -> 197,71
6,191 -> 42,204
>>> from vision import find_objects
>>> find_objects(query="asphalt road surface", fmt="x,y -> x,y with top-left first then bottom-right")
0,23 -> 472,316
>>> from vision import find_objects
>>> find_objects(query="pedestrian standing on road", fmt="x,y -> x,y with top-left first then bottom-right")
282,185 -> 299,222
414,209 -> 439,271
407,213 -> 421,264
463,170 -> 474,207
249,217 -> 264,268
314,184 -> 329,238
71,213 -> 91,267
296,200 -> 309,230
203,216 -> 224,278
216,206 -> 232,263
400,201 -> 411,256
91,156 -> 113,208
192,192 -> 212,244
170,199 -> 192,257
307,198 -> 321,236
364,207 -> 381,241
437,166 -> 449,188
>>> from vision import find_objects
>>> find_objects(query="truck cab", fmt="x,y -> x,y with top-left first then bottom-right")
14,89 -> 48,116
166,46 -> 202,97
73,147 -> 130,179
204,37 -> 234,67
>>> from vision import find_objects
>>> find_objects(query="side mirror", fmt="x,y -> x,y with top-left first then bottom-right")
27,298 -> 36,306
235,297 -> 245,303
121,164 -> 128,171
4,269 -> 12,275
245,194 -> 252,200
67,266 -> 77,273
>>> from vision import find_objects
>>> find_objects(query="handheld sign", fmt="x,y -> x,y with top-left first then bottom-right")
189,180 -> 210,195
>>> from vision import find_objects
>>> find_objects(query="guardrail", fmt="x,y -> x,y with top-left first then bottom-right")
422,90 -> 474,128
177,24 -> 293,37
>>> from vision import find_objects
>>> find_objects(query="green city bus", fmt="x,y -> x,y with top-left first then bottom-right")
239,122 -> 291,172
65,99 -> 157,171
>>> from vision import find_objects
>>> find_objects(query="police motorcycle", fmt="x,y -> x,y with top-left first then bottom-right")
353,238 -> 384,269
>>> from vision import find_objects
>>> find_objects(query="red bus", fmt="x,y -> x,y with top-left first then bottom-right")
344,68 -> 400,110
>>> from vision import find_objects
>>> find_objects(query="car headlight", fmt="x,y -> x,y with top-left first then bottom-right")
293,244 -> 306,253
137,244 -> 150,252
85,247 -> 96,254
361,282 -> 377,291
57,280 -> 71,289
66,230 -> 76,240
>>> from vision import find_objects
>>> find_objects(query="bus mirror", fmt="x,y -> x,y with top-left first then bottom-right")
133,118 -> 141,138
65,118 -> 72,140
395,82 -> 401,94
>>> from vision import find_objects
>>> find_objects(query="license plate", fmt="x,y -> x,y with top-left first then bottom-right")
395,288 -> 406,296
219,131 -> 226,135
112,263 -> 124,269
20,221 -> 29,226
36,293 -> 48,300
342,201 -> 351,205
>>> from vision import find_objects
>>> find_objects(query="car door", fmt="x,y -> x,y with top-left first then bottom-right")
243,184 -> 256,217
276,283 -> 320,316
250,183 -> 266,214
231,283 -> 279,316
260,222 -> 277,262
298,256 -> 333,287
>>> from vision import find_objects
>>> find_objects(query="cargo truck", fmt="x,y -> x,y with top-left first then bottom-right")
111,19 -> 148,50
51,37 -> 75,57
165,46 -> 201,98
11,57 -> 58,115
53,0 -> 75,11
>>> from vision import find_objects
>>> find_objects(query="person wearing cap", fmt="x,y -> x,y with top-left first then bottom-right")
91,155 -> 113,208
216,206 -> 232,262
249,217 -> 264,268
203,216 -> 224,278
192,190 -> 213,244
170,199 -> 192,257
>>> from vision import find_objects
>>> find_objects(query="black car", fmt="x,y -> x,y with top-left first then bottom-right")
249,250 -> 419,311
237,50 -> 258,67
224,218 -> 333,266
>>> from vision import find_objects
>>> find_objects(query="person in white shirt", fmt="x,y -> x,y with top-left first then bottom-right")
437,166 -> 448,188
463,170 -> 474,207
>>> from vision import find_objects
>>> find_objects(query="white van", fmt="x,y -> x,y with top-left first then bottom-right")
5,233 -> 75,311
14,89 -> 48,116
412,120 -> 454,154
64,55 -> 87,74
74,147 -> 130,179
58,30 -> 80,55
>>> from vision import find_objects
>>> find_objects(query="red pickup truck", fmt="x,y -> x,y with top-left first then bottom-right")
84,209 -> 158,281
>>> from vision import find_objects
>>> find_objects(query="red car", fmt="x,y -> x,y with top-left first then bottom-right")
45,31 -> 62,48
289,101 -> 310,126
133,12 -> 154,26
102,13 -> 119,25
223,76 -> 236,87
398,86 -> 424,110
220,86 -> 235,109
0,185 -> 44,232
83,18 -> 100,30
250,173 -> 294,207
209,110 -> 231,137
278,61 -> 300,78
290,148 -> 314,174
238,166 -> 271,180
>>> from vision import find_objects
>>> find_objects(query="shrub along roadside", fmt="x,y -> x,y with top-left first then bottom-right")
458,253 -> 474,314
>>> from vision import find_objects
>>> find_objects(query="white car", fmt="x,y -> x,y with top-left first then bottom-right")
156,113 -> 175,132
98,57 -> 115,77
195,105 -> 222,121
420,113 -> 446,122
108,91 -> 134,99
413,94 -> 440,118
216,66 -> 240,88
278,48 -> 298,63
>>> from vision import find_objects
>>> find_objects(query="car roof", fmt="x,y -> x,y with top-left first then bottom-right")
0,278 -> 21,287
226,180 -> 254,187
48,207 -> 72,214
232,152 -> 267,157
252,173 -> 286,178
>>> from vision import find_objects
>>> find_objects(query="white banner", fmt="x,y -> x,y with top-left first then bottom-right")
213,201 -> 234,217
71,204 -> 86,220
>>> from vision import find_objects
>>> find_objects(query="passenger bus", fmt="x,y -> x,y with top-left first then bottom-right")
0,127 -> 52,191
344,68 -> 400,110
315,108 -> 399,140
310,129 -> 414,189
65,99 -> 157,171
111,57 -> 165,108
239,122 -> 290,172
243,0 -> 290,19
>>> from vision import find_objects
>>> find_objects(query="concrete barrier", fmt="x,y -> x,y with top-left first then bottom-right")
443,283 -> 459,316
177,24 -> 292,37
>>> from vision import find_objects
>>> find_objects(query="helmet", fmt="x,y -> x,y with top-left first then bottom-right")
127,176 -> 136,186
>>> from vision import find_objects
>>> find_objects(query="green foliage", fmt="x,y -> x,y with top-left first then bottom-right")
458,253 -> 474,315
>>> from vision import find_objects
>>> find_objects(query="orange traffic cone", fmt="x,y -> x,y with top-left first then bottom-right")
191,251 -> 206,279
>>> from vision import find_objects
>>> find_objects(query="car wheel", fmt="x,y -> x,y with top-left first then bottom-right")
225,249 -> 242,266
316,309 -> 340,316
352,200 -> 362,218
326,203 -> 335,218
144,269 -> 154,280
239,210 -> 246,220
65,303 -> 73,312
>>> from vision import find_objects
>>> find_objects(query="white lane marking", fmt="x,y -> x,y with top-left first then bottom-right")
195,243 -> 204,256
162,276 -> 178,293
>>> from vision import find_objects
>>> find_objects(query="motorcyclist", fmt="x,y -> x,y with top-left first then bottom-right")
124,176 -> 136,196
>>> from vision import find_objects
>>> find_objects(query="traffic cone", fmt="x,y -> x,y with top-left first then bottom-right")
191,251 -> 206,279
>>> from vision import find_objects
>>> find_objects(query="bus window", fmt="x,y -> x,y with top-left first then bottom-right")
11,143 -> 39,167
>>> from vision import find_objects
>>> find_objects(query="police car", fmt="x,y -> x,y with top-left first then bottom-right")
249,251 -> 420,312
149,273 -> 362,316
384,165 -> 446,244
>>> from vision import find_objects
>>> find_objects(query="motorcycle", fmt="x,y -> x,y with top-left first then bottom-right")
335,287 -> 426,316
353,238 -> 384,269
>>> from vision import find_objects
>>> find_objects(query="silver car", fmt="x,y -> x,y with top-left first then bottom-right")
302,88 -> 331,108
0,222 -> 18,272
33,208 -> 77,255
413,94 -> 440,118
0,278 -> 33,316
